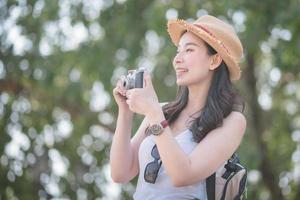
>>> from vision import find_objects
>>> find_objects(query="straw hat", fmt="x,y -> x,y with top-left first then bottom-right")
167,15 -> 243,81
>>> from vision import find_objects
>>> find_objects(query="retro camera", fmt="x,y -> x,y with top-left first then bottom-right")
121,68 -> 145,90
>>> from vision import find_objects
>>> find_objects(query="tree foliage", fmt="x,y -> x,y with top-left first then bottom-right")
0,0 -> 300,199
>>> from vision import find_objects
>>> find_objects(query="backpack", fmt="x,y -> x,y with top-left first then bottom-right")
206,153 -> 247,200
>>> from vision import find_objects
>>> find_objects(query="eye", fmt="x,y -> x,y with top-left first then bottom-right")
186,48 -> 193,52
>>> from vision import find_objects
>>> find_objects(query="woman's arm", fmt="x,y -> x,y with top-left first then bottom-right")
109,110 -> 149,183
147,108 -> 246,187
110,109 -> 133,183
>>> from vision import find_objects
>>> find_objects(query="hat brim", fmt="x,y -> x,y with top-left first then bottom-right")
167,19 -> 241,81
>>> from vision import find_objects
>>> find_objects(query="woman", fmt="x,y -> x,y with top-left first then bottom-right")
110,15 -> 246,200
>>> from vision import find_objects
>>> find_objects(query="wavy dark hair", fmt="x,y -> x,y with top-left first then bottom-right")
162,42 -> 245,143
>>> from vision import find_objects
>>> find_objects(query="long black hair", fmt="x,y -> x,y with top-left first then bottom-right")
162,42 -> 245,143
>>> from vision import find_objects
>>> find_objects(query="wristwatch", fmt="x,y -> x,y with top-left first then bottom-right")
146,120 -> 169,136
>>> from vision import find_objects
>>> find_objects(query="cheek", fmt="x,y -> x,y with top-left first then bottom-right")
187,54 -> 210,70
187,55 -> 213,81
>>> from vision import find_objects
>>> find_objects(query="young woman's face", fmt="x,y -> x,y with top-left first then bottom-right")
173,32 -> 215,86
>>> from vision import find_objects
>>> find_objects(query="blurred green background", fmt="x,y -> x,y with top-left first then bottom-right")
1,0 -> 300,199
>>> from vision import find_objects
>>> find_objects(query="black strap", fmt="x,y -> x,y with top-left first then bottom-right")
221,167 -> 245,200
220,170 -> 239,200
206,173 -> 215,200
206,153 -> 246,200
234,170 -> 248,200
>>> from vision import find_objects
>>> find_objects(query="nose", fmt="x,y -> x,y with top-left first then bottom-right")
173,51 -> 183,67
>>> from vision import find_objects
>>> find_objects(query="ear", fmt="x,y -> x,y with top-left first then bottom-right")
209,54 -> 223,70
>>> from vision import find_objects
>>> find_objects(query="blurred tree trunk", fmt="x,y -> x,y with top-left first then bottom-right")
244,53 -> 284,199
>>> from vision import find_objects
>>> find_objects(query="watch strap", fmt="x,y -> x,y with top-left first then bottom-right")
146,119 -> 169,136
160,120 -> 169,128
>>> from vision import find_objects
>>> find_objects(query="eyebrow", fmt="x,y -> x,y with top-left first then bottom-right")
178,42 -> 199,48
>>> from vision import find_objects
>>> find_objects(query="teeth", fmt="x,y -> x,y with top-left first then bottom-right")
177,69 -> 188,72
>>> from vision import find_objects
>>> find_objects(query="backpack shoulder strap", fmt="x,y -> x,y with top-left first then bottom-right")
206,173 -> 216,200
221,154 -> 247,200
235,169 -> 248,200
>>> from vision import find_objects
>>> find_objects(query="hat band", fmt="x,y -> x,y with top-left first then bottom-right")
193,24 -> 231,56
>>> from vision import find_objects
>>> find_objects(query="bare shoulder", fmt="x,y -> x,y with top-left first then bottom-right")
223,111 -> 247,136
225,111 -> 246,124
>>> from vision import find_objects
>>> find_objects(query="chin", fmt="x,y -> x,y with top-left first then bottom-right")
176,80 -> 189,86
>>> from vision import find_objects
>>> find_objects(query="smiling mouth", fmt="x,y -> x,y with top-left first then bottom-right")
176,68 -> 189,74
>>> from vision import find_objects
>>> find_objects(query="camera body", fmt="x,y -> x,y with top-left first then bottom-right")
122,68 -> 145,90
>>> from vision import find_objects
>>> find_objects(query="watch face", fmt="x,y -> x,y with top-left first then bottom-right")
150,124 -> 163,135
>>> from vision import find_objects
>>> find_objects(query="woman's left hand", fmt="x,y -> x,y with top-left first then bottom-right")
125,72 -> 162,117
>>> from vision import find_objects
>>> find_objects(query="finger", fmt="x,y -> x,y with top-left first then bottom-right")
126,90 -> 133,99
117,81 -> 128,95
117,76 -> 125,88
127,89 -> 139,98
114,87 -> 126,96
113,87 -> 121,96
144,73 -> 153,89
118,87 -> 126,96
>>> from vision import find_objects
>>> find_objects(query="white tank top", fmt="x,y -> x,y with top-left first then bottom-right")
133,129 -> 208,200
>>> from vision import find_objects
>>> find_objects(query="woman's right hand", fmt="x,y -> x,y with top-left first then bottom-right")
113,76 -> 131,113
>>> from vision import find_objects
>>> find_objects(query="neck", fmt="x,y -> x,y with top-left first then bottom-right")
184,78 -> 212,115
